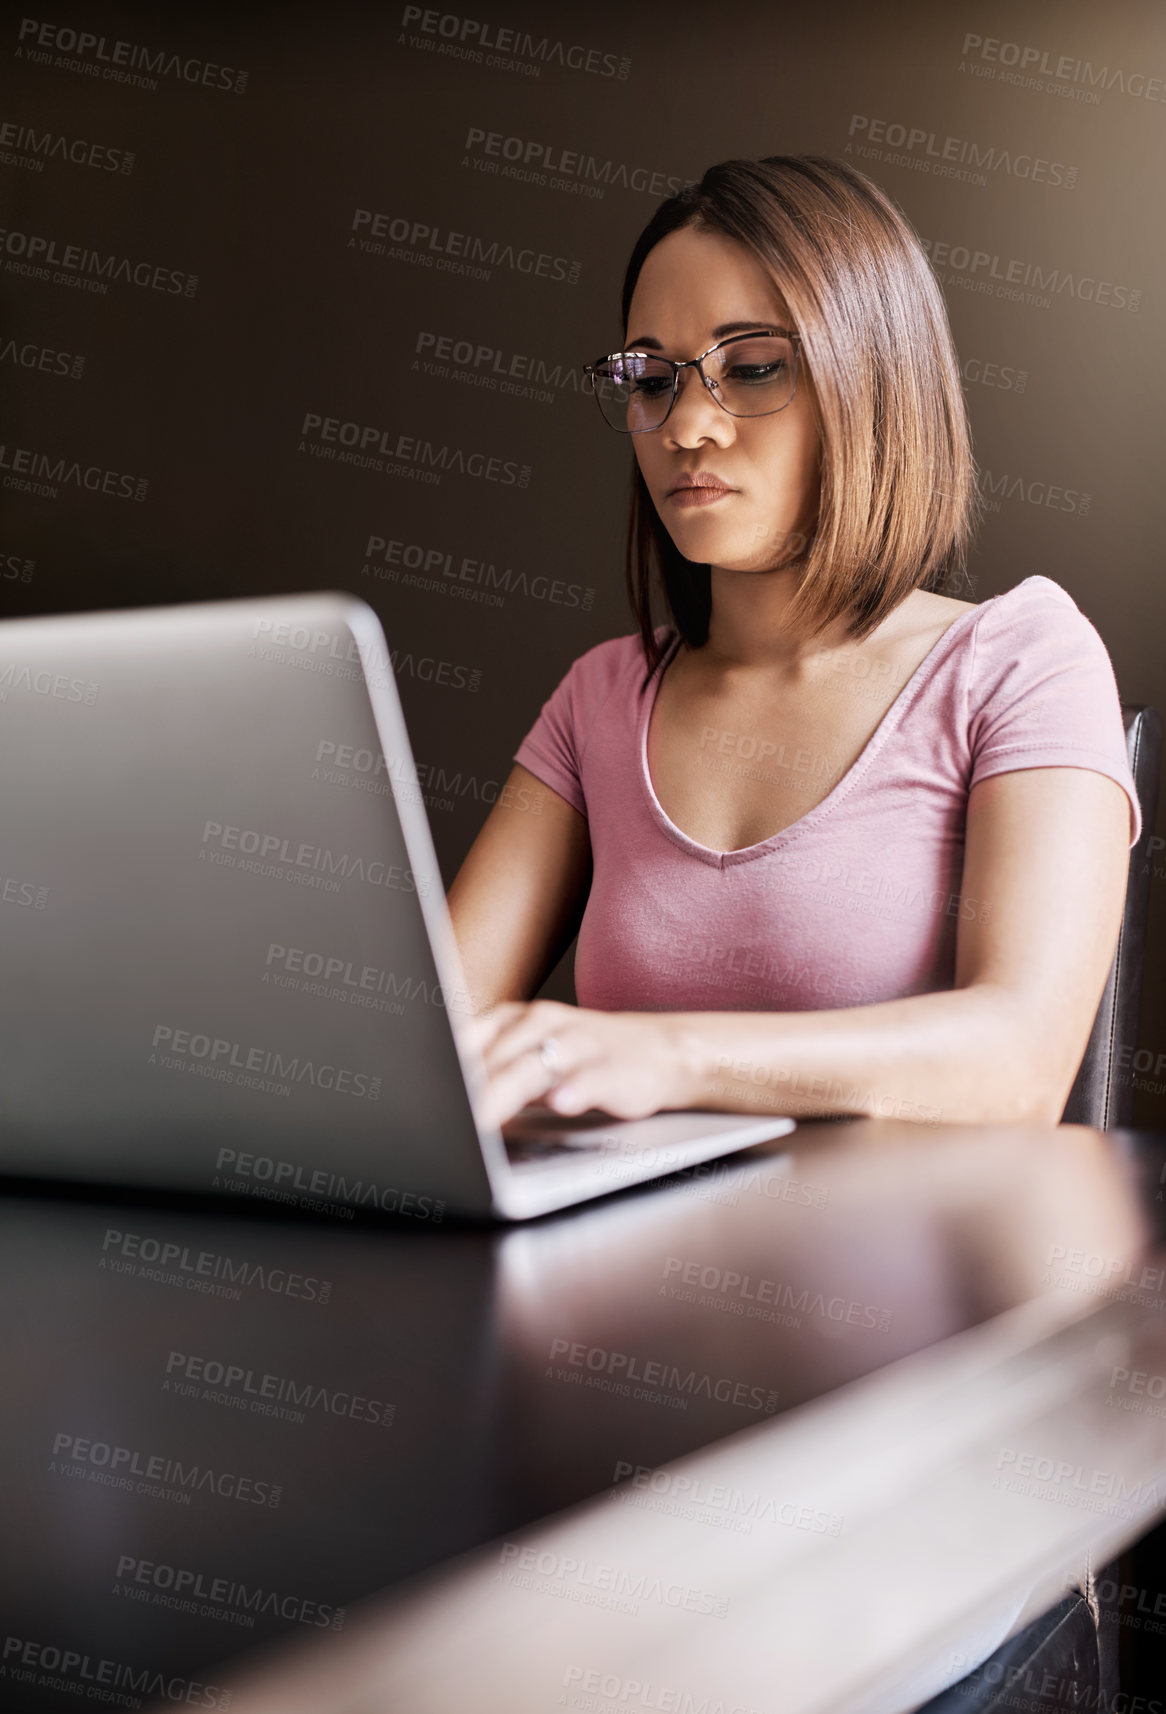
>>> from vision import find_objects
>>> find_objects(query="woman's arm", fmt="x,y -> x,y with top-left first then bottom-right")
466,766 -> 1133,1127
445,761 -> 593,1012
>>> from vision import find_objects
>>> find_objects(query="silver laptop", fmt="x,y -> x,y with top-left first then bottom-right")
0,591 -> 795,1221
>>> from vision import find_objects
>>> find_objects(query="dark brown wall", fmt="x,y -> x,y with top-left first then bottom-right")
3,0 -> 1165,1117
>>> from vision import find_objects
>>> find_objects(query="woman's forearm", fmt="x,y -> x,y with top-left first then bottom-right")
664,984 -> 1067,1127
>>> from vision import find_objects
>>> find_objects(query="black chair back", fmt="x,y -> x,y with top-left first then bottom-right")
1061,704 -> 1162,1128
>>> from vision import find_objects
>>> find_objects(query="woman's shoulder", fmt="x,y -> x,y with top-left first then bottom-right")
978,573 -> 1081,614
959,575 -> 1137,839
912,574 -> 1079,636
558,624 -> 675,694
968,574 -> 1111,658
963,574 -> 1126,736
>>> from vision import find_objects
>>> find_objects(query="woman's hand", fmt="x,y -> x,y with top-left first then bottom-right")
459,1000 -> 697,1130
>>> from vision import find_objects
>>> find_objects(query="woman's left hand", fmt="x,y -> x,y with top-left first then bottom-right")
458,1000 -> 696,1130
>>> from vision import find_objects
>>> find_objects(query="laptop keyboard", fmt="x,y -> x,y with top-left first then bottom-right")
502,1132 -> 608,1167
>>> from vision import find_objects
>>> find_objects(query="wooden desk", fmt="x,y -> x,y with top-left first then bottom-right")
0,1118 -> 1164,1713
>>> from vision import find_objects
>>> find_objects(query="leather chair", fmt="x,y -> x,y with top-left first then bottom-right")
916,1579 -> 1120,1713
1061,705 -> 1162,1128
919,705 -> 1161,1710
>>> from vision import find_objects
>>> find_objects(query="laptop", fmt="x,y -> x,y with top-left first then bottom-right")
0,591 -> 796,1220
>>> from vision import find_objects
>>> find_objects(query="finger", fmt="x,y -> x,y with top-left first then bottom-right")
458,1000 -> 523,1055
531,1056 -> 613,1128
539,1031 -> 608,1106
544,1062 -> 615,1117
480,1002 -> 577,1077
478,1046 -> 565,1129
549,1081 -> 645,1121
484,1022 -> 607,1127
545,1078 -> 589,1115
545,1040 -> 660,1121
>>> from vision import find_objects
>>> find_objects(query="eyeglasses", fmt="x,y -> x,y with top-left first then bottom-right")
582,330 -> 802,434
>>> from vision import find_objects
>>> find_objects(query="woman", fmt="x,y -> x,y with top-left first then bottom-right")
448,154 -> 1141,1134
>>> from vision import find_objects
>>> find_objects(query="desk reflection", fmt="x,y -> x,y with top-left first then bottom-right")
0,1118 -> 1158,1711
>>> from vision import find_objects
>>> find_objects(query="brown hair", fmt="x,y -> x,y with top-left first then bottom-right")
615,155 -> 981,676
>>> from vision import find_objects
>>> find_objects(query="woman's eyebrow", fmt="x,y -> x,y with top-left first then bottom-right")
623,320 -> 785,350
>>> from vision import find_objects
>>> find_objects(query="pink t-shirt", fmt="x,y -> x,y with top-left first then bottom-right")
512,575 -> 1142,1013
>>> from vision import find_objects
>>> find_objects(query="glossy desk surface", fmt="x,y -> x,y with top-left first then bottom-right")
2,1119 -> 1166,1714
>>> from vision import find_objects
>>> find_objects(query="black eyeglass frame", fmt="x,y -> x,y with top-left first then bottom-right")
582,329 -> 803,433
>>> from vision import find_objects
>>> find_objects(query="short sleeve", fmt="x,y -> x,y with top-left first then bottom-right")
967,576 -> 1142,848
512,652 -> 591,817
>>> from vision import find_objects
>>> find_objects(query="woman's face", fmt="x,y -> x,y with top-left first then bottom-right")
623,224 -> 821,573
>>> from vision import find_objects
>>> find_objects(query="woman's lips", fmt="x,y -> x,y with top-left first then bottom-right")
667,485 -> 735,508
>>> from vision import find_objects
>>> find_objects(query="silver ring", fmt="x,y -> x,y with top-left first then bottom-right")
538,1034 -> 563,1087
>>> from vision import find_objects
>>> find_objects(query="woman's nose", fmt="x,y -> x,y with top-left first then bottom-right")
666,364 -> 729,436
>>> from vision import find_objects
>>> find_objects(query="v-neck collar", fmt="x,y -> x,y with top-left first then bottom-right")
638,596 -> 992,870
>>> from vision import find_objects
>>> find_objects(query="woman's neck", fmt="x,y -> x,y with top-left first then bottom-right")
701,562 -> 862,676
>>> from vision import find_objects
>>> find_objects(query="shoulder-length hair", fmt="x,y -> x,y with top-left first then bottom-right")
616,154 -> 981,677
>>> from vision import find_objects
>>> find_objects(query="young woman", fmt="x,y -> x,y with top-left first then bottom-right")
447,154 -> 1141,1133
